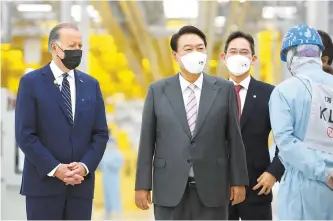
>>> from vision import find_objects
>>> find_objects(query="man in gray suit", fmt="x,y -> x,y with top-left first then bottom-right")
135,25 -> 249,220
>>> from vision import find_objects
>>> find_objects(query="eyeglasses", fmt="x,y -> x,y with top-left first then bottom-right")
227,49 -> 251,56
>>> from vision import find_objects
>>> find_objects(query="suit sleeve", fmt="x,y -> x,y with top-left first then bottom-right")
80,81 -> 109,173
266,146 -> 285,182
15,76 -> 60,178
227,82 -> 249,186
135,85 -> 156,190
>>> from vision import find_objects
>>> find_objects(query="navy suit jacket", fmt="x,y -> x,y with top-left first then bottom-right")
15,63 -> 109,199
239,77 -> 284,203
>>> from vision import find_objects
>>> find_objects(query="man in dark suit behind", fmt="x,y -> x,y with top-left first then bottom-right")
15,23 -> 109,220
317,30 -> 333,75
221,31 -> 285,220
135,25 -> 249,220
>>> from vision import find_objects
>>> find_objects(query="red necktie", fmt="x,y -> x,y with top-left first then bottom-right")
234,85 -> 243,119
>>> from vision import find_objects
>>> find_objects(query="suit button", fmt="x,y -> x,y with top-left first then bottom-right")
187,159 -> 191,163
191,141 -> 195,144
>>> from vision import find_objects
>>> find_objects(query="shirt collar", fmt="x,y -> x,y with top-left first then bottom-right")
229,75 -> 251,90
50,61 -> 75,79
179,73 -> 204,92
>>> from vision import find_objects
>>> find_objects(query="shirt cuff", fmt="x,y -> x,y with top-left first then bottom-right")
47,164 -> 61,177
80,162 -> 89,176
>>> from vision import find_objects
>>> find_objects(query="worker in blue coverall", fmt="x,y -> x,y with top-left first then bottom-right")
269,24 -> 333,220
99,137 -> 124,219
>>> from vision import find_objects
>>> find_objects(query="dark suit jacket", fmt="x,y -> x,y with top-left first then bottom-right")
240,77 -> 284,203
135,73 -> 248,207
15,63 -> 109,199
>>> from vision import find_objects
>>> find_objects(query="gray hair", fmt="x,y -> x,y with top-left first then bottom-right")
48,23 -> 79,52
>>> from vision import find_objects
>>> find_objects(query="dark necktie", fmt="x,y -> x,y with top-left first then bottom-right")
61,73 -> 73,125
234,85 -> 243,119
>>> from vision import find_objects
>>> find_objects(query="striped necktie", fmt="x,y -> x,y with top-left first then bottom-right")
186,84 -> 197,136
61,73 -> 73,125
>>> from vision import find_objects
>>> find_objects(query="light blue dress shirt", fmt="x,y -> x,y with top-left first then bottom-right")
269,63 -> 333,220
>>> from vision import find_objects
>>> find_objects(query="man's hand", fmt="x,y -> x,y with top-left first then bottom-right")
64,162 -> 86,185
67,162 -> 87,177
135,190 -> 152,210
230,186 -> 246,206
54,164 -> 84,185
253,172 -> 276,195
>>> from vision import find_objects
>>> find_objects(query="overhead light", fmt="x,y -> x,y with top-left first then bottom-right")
71,5 -> 101,23
262,6 -> 297,19
262,6 -> 275,19
17,4 -> 52,12
214,16 -> 226,27
163,0 -> 198,19
239,0 -> 246,2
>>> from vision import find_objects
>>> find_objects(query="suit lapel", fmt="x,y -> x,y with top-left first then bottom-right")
192,74 -> 219,138
164,74 -> 192,139
240,77 -> 257,129
41,64 -> 71,124
73,70 -> 84,128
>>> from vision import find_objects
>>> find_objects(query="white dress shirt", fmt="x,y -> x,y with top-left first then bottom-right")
179,73 -> 203,112
229,75 -> 251,114
179,73 -> 203,177
50,61 -> 76,118
47,61 -> 89,177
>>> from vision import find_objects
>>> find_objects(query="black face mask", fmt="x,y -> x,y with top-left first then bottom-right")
56,44 -> 82,70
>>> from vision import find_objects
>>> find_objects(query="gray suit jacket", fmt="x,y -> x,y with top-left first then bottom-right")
135,73 -> 248,207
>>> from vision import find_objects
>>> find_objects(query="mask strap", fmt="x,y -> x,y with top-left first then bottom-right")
176,53 -> 185,69
55,43 -> 64,52
54,43 -> 66,60
287,50 -> 312,98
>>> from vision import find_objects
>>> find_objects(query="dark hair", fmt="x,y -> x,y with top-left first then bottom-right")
224,31 -> 255,55
317,30 -> 333,65
170,25 -> 207,52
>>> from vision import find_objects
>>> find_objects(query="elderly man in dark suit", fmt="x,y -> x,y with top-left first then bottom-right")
134,25 -> 249,220
15,23 -> 109,220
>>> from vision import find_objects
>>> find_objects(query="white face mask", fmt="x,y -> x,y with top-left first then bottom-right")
179,51 -> 207,74
226,55 -> 251,76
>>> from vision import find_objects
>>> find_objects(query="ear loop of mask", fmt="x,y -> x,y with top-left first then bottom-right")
54,43 -> 65,60
176,53 -> 186,71
287,49 -> 312,98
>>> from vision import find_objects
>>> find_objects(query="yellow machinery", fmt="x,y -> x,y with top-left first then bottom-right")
256,29 -> 283,147
257,30 -> 282,85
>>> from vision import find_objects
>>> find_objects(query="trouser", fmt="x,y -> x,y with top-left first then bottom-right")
228,200 -> 272,220
26,195 -> 92,220
154,178 -> 228,220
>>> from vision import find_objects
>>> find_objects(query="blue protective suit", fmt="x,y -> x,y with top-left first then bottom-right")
99,141 -> 124,215
269,144 -> 276,162
269,63 -> 333,220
